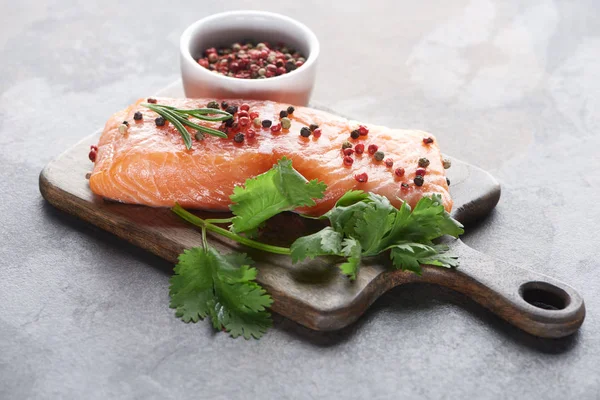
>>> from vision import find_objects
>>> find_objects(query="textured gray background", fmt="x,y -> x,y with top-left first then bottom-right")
1,0 -> 599,399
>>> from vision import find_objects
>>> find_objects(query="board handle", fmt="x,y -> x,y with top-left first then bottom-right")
415,240 -> 585,338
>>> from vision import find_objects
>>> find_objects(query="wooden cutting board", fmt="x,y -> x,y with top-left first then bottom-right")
39,82 -> 585,338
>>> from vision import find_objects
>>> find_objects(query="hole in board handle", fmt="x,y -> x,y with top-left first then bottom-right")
519,281 -> 570,311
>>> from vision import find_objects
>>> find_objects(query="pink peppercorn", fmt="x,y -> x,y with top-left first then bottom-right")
355,143 -> 365,154
423,137 -> 434,144
246,128 -> 256,139
240,103 -> 250,111
359,125 -> 369,135
343,148 -> 355,156
368,144 -> 378,155
355,172 -> 368,183
237,111 -> 249,119
395,167 -> 405,177
271,123 -> 282,133
249,111 -> 259,119
88,150 -> 97,162
416,168 -> 427,176
239,117 -> 250,126
385,158 -> 394,168
343,156 -> 354,166
276,67 -> 286,75
313,128 -> 322,138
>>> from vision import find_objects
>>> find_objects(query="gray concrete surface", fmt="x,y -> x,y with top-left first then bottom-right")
1,0 -> 600,399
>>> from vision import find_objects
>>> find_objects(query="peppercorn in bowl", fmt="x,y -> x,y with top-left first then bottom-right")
180,10 -> 320,106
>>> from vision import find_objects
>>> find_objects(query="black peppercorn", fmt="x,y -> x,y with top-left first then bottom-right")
133,111 -> 143,121
147,98 -> 157,104
350,129 -> 360,139
446,177 -> 450,186
279,110 -> 288,118
262,119 -> 272,128
287,106 -> 295,115
423,137 -> 434,144
226,105 -> 238,115
300,127 -> 311,137
155,117 -> 165,127
418,157 -> 430,168
309,123 -> 319,131
276,60 -> 284,68
401,183 -> 410,189
122,120 -> 129,126
234,133 -> 245,143
224,118 -> 235,127
414,175 -> 424,186
285,61 -> 297,72
221,101 -> 228,110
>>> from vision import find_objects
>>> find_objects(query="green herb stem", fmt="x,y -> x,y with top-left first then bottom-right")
172,205 -> 291,256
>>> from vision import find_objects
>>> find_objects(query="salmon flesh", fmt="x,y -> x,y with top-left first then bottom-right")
89,98 -> 452,215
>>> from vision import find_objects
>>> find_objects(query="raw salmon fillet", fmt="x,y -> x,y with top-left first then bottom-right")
89,98 -> 452,215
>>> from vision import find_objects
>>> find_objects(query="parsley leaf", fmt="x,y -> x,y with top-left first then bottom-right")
338,238 -> 362,280
229,157 -> 326,234
169,246 -> 273,339
390,243 -> 459,274
294,191 -> 464,280
290,227 -> 343,263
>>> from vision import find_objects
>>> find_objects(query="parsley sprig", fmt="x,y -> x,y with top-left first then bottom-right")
169,158 -> 463,339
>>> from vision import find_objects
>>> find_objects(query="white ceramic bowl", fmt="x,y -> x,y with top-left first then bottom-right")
180,10 -> 319,106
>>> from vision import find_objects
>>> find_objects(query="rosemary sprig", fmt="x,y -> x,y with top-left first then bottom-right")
141,103 -> 231,149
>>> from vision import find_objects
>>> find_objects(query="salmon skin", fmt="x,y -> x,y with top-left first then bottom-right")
90,98 -> 452,215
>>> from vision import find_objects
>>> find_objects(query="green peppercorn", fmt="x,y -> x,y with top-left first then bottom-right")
443,158 -> 452,169
418,157 -> 430,168
256,43 -> 266,50
234,133 -> 245,143
287,106 -> 295,115
414,175 -> 424,186
262,119 -> 272,128
300,127 -> 311,137
281,117 -> 291,130
195,132 -> 205,141
118,124 -> 128,134
342,141 -> 352,149
279,110 -> 288,118
350,129 -> 360,139
207,101 -> 219,109
374,151 -> 385,161
309,123 -> 319,131
258,68 -> 266,76
253,117 -> 262,127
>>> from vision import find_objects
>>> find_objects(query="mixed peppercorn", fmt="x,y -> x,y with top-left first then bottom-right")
90,99 -> 452,195
196,41 -> 306,79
